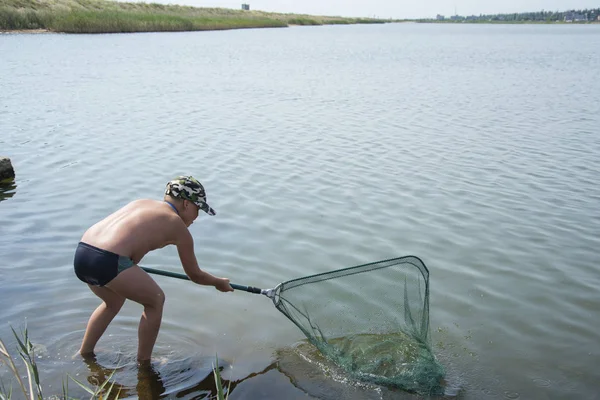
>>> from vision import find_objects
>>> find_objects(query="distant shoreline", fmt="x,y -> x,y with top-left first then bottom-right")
416,20 -> 599,25
415,8 -> 600,25
2,20 -> 597,35
2,20 -> 598,35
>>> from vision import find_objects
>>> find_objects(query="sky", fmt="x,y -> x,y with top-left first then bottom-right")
145,0 -> 600,19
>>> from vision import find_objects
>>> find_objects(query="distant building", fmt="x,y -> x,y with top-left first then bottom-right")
241,3 -> 250,10
564,12 -> 586,22
436,14 -> 445,20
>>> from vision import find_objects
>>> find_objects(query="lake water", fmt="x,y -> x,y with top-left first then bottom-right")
1,22 -> 599,399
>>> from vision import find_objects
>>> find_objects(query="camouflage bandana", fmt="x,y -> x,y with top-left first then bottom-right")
164,176 -> 216,216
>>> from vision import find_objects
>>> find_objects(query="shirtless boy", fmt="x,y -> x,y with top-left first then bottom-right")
73,176 -> 233,364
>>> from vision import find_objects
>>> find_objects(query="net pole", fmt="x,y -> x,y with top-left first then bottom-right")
140,266 -> 262,294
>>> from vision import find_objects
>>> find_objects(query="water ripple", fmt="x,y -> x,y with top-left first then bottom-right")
1,23 -> 599,400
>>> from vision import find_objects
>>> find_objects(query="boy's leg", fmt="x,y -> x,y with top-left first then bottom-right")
105,265 -> 165,363
80,286 -> 126,356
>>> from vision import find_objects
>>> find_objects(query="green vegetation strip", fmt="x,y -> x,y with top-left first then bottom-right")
0,0 -> 385,33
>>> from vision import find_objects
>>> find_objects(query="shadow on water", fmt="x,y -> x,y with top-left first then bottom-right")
77,351 -> 222,400
78,352 -> 279,400
0,178 -> 17,203
77,341 -> 461,400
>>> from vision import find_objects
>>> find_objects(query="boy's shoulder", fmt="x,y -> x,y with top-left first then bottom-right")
122,199 -> 180,222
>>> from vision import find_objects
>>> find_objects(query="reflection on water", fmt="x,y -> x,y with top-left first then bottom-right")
0,179 -> 16,202
78,351 -> 281,400
71,339 -> 454,400
82,355 -> 140,399
79,352 -> 216,399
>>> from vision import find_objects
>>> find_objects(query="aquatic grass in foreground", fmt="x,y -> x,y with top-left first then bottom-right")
0,327 -> 120,399
0,325 -> 231,399
0,0 -> 386,33
212,355 -> 231,400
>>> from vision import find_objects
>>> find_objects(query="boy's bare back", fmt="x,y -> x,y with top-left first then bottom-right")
81,199 -> 186,264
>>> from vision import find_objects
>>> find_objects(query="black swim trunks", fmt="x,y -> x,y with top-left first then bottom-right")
74,242 -> 135,286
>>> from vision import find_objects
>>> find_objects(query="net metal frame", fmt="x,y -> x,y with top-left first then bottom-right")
272,256 -> 430,341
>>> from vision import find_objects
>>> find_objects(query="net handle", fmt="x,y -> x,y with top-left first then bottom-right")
141,266 -> 263,294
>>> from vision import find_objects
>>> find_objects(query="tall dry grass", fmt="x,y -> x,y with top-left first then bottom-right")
0,0 -> 386,33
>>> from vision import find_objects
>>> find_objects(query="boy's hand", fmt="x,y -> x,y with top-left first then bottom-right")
215,277 -> 234,292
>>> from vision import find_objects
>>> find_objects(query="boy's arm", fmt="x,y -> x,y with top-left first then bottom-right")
175,226 -> 233,292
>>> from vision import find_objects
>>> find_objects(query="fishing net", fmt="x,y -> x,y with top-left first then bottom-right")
271,256 -> 445,395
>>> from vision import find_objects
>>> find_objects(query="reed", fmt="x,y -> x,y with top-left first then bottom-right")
212,355 -> 231,400
0,8 -> 287,33
51,11 -> 286,33
0,0 -> 387,33
0,327 -> 119,399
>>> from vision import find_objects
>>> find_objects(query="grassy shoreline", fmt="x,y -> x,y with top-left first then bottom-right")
0,0 -> 386,34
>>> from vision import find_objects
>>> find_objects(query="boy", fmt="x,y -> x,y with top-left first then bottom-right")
74,176 -> 233,364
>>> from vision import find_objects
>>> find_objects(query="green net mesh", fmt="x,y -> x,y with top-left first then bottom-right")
272,256 -> 445,395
